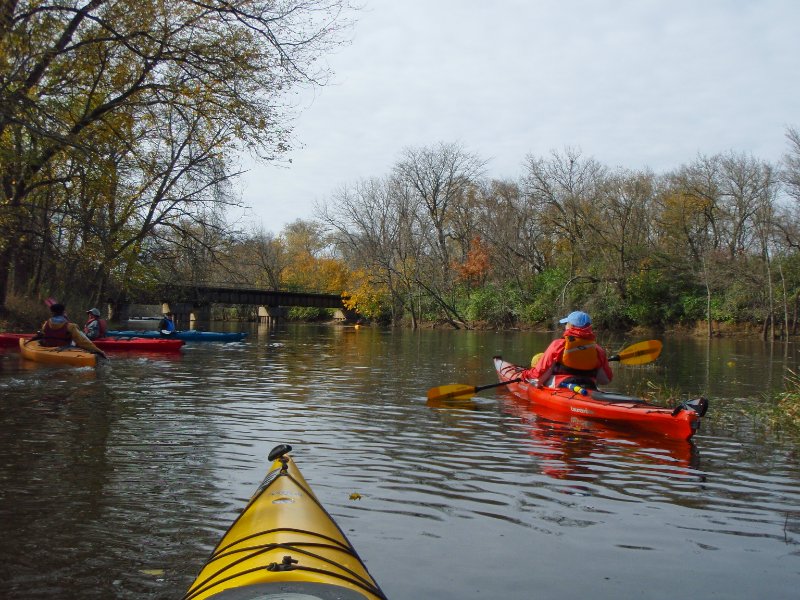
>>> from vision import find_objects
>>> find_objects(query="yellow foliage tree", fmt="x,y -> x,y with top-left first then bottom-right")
283,253 -> 349,294
342,268 -> 390,320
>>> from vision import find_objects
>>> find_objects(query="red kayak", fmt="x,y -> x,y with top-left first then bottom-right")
0,332 -> 183,352
494,356 -> 707,441
0,333 -> 33,347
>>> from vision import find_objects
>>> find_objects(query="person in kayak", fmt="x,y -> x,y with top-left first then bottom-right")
38,303 -> 108,358
519,310 -> 612,390
158,312 -> 176,334
83,307 -> 107,340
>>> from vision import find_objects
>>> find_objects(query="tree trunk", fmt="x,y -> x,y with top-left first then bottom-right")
765,256 -> 775,341
779,262 -> 789,340
705,281 -> 712,339
0,246 -> 14,313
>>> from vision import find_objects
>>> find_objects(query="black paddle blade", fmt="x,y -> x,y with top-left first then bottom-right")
268,444 -> 293,461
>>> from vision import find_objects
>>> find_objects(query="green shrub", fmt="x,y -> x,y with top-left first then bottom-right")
769,370 -> 800,432
288,307 -> 333,321
624,270 -> 676,326
464,284 -> 520,326
517,268 -> 569,324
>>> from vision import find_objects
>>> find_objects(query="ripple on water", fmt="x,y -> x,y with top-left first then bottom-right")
2,329 -> 800,599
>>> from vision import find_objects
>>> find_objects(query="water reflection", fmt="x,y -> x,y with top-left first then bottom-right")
500,397 -> 698,479
428,393 -> 700,484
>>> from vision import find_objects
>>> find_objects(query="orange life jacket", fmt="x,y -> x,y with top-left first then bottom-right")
558,334 -> 600,374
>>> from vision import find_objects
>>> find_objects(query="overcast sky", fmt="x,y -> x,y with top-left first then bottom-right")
236,0 -> 800,234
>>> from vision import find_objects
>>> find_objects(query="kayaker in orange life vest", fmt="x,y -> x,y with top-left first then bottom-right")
39,303 -> 108,358
519,310 -> 612,390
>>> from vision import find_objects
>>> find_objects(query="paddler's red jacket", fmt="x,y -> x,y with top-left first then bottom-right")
519,324 -> 613,388
40,316 -> 105,356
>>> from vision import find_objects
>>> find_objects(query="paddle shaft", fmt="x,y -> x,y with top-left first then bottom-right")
473,379 -> 522,393
428,340 -> 661,402
607,339 -> 662,364
609,350 -> 646,361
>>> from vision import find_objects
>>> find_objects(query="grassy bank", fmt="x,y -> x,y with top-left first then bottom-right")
764,371 -> 800,433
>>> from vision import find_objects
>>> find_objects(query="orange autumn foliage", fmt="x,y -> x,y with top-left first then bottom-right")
453,235 -> 490,285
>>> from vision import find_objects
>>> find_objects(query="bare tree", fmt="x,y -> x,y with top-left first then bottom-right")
392,142 -> 485,327
521,148 -> 606,273
584,168 -> 656,300
476,178 -> 552,285
782,127 -> 800,202
318,177 -> 425,326
394,142 -> 485,275
0,0 -> 354,309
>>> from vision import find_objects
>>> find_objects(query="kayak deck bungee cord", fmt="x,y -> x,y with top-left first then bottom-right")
183,444 -> 387,600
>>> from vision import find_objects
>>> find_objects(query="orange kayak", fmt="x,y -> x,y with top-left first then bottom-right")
19,338 -> 97,367
494,356 -> 707,440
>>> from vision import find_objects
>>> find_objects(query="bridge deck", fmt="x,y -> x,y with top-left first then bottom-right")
129,284 -> 344,308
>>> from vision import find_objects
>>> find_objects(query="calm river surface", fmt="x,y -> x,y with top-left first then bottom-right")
1,324 -> 799,599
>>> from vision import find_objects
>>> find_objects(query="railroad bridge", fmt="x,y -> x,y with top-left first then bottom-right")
114,283 -> 347,326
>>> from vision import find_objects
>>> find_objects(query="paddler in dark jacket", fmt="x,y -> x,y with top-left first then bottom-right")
39,303 -> 108,359
519,310 -> 612,389
158,312 -> 176,334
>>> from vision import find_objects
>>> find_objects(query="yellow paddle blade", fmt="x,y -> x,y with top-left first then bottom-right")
426,384 -> 477,401
426,396 -> 480,410
614,339 -> 662,365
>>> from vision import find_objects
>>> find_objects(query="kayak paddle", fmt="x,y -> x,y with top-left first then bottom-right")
607,339 -> 662,365
426,379 -> 522,402
427,339 -> 663,402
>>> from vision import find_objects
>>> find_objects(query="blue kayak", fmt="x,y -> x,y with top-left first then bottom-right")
105,330 -> 247,342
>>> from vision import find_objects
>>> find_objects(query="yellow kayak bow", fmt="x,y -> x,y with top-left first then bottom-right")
183,444 -> 386,600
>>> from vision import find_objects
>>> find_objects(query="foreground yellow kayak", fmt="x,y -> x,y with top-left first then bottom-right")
183,444 -> 387,600
19,338 -> 97,367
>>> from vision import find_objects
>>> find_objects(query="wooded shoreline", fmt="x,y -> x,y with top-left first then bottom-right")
3,5 -> 800,337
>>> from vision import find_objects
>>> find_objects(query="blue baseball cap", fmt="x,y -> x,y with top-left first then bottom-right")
559,311 -> 591,327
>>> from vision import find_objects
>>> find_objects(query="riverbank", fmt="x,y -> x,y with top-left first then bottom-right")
0,310 -> 783,340
0,297 -> 46,332
426,318 -> 774,339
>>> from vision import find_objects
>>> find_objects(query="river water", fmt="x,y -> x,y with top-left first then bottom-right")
0,324 -> 798,599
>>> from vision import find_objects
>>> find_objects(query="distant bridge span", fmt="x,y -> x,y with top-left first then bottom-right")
166,283 -> 344,309
127,282 -> 345,308
115,283 -> 347,324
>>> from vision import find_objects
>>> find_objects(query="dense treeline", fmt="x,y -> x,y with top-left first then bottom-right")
318,134 -> 800,336
0,0 -> 352,318
3,4 -> 800,336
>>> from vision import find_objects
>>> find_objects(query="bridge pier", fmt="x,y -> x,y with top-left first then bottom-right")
160,302 -> 211,329
189,304 -> 212,328
258,305 -> 288,326
109,301 -> 129,323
